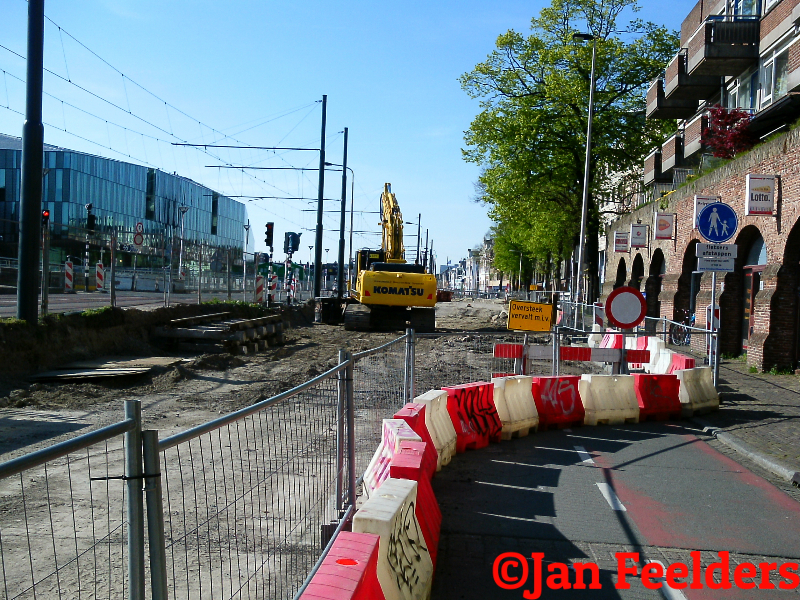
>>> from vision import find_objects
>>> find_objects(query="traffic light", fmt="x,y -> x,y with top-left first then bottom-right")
283,232 -> 291,254
265,222 -> 274,248
289,232 -> 301,253
85,203 -> 95,230
41,209 -> 50,227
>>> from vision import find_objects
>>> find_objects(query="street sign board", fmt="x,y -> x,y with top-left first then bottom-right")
507,300 -> 554,332
697,256 -> 735,272
614,231 -> 629,252
745,174 -> 776,215
654,213 -> 674,240
630,224 -> 648,248
694,195 -> 719,227
605,286 -> 647,329
696,243 -> 738,259
697,202 -> 738,243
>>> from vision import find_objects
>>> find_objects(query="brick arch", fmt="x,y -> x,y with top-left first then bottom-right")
644,249 -> 666,330
718,225 -> 765,358
674,239 -> 699,322
629,254 -> 645,290
614,258 -> 627,289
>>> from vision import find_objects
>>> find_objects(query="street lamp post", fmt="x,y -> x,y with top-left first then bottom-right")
573,32 -> 597,327
324,151 -> 355,301
243,221 -> 250,299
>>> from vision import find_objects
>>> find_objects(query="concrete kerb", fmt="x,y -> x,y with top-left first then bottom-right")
691,416 -> 800,485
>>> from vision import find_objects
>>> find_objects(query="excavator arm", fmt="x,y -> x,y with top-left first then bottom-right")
381,183 -> 405,262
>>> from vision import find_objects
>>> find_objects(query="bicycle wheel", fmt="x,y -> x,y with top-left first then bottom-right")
670,324 -> 688,346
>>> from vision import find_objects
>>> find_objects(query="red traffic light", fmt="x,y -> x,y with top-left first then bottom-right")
41,209 -> 50,219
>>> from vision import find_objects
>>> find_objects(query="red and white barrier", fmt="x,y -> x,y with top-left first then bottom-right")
412,390 -> 457,470
579,374 -> 640,426
95,263 -> 104,292
353,478 -> 434,600
298,532 -> 385,600
633,374 -> 682,421
441,381 -> 501,452
64,261 -> 74,292
392,404 -> 437,480
530,376 -> 585,430
363,419 -> 422,497
669,353 -> 696,374
491,375 -> 539,439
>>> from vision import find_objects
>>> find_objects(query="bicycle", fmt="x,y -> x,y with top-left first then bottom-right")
669,313 -> 695,346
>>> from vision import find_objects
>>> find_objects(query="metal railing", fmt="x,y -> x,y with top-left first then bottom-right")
0,333 -> 412,600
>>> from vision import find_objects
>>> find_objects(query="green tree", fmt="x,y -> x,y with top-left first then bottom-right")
461,0 -> 678,299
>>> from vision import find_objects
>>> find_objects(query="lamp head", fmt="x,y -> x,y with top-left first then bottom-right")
572,32 -> 595,42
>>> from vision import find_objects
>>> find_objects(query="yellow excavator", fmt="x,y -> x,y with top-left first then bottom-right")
344,183 -> 437,331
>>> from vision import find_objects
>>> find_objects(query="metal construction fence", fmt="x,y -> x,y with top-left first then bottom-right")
0,333 -> 413,600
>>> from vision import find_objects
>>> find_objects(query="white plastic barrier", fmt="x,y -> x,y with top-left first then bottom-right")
491,375 -> 539,439
578,374 -> 640,426
353,477 -> 434,600
587,324 -> 603,348
363,419 -> 422,496
643,337 -> 666,373
650,347 -> 674,375
675,367 -> 719,417
413,390 -> 456,470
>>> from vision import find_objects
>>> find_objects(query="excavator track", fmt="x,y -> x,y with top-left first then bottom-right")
343,304 -> 435,332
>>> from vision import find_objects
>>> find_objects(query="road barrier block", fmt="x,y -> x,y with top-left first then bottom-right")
632,374 -> 682,421
628,337 -> 649,370
588,324 -> 604,347
363,420 -> 422,497
650,348 -> 674,374
413,390 -> 457,470
675,367 -> 719,417
578,375 -> 639,426
393,404 -> 438,480
490,375 -> 539,439
600,331 -> 623,349
643,338 -> 666,373
669,353 -> 696,374
442,382 -> 501,452
390,442 -> 441,569
353,478 -> 434,600
298,531 -> 385,600
530,376 -> 585,430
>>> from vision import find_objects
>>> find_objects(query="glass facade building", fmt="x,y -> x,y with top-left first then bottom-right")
0,133 -> 247,267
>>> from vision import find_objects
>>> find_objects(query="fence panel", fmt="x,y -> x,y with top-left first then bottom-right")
154,367 -> 345,600
0,416 -> 138,600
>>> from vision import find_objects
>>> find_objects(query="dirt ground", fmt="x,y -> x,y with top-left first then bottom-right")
0,298 -> 509,461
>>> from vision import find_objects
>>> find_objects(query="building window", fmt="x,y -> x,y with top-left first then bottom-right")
145,168 -> 156,220
763,0 -> 779,14
211,192 -> 219,235
728,70 -> 758,110
760,41 -> 790,109
734,0 -> 759,16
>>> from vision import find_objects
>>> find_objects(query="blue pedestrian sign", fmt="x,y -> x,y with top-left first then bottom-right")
697,202 -> 738,243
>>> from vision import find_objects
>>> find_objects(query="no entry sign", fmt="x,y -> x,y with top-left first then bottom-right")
606,286 -> 647,329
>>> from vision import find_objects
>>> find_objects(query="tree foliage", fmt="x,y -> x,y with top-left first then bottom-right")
461,0 -> 678,290
702,105 -> 756,159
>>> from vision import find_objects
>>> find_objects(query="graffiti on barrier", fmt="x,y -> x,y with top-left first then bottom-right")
387,500 -> 429,596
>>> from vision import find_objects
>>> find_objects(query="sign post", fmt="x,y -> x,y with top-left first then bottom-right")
507,300 -> 555,332
605,286 -> 647,375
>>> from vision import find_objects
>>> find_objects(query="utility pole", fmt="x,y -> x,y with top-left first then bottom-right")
16,0 -> 45,324
313,95 -> 327,299
423,229 -> 429,271
415,214 -> 421,265
337,127 -> 348,299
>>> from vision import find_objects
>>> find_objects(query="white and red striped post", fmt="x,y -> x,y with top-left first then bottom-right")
64,261 -> 74,292
255,275 -> 265,303
96,263 -> 105,292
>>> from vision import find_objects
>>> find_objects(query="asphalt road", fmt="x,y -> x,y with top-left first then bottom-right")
431,421 -> 800,599
0,289 -> 316,316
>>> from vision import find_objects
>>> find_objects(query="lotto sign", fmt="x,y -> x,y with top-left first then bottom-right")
745,174 -> 775,215
694,195 -> 719,227
507,300 -> 554,332
614,231 -> 629,252
654,213 -> 674,240
630,224 -> 648,248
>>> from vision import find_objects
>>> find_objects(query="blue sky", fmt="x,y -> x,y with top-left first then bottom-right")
0,0 -> 695,266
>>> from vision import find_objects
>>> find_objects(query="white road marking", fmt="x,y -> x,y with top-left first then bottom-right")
574,445 -> 594,464
645,560 -> 689,600
491,460 -> 559,470
596,482 -> 627,511
567,434 -> 638,444
475,480 -> 547,492
476,511 -> 538,523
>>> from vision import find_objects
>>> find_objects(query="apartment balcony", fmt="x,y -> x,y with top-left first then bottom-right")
661,133 -> 683,172
686,18 -> 759,77
644,149 -> 672,186
646,79 -> 698,120
664,52 -> 720,101
684,112 -> 708,158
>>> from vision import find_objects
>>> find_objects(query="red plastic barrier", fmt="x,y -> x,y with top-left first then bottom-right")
669,353 -> 696,374
390,441 -> 442,569
494,343 -> 523,359
560,347 -> 592,361
626,349 -> 650,364
629,337 -> 649,370
530,376 -> 585,429
633,373 -> 682,421
442,382 -> 501,452
392,404 -> 437,481
298,531 -> 385,600
600,332 -> 623,349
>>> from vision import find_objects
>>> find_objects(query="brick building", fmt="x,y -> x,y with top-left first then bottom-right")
604,0 -> 800,371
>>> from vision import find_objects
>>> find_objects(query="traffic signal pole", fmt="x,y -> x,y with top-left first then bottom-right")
16,0 -> 45,324
313,95 -> 327,300
41,212 -> 49,317
337,128 -> 348,300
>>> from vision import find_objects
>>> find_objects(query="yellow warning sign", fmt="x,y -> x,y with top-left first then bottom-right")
529,284 -> 540,290
507,300 -> 554,332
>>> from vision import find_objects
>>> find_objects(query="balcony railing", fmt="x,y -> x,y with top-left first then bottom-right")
684,111 -> 709,158
664,51 -> 720,101
686,18 -> 760,76
646,78 -> 700,120
662,133 -> 684,172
